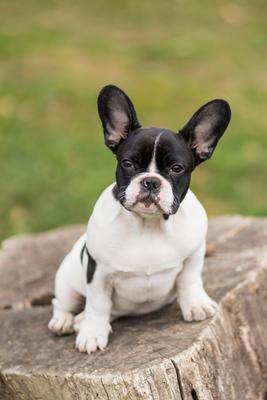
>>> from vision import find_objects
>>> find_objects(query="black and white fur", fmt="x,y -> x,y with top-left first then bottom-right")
48,85 -> 231,354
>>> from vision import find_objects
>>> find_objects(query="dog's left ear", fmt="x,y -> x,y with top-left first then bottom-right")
180,99 -> 231,166
97,85 -> 141,152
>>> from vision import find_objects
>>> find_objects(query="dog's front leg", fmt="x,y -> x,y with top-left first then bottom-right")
176,242 -> 217,322
75,267 -> 113,354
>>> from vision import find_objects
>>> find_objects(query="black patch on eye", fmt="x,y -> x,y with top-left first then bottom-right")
81,243 -> 97,284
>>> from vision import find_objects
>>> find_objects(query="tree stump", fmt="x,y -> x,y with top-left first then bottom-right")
0,216 -> 267,400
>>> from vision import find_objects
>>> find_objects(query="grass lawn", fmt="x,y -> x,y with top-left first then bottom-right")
0,0 -> 267,240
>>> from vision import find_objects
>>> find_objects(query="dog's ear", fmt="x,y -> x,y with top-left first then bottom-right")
180,99 -> 231,166
97,85 -> 141,152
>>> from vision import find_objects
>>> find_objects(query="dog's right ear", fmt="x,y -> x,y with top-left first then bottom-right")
97,85 -> 141,152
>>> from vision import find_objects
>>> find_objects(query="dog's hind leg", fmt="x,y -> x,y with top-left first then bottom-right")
48,263 -> 84,335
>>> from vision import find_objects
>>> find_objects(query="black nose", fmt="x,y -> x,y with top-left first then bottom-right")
141,177 -> 161,192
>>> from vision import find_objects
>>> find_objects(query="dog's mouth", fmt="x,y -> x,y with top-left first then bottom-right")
135,191 -> 160,208
126,190 -> 164,215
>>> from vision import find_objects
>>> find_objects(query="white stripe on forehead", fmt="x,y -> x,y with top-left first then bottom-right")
148,131 -> 165,173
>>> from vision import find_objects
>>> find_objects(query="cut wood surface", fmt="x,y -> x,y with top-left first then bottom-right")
0,216 -> 267,400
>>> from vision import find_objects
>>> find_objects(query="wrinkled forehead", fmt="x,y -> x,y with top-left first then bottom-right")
116,128 -> 159,158
117,128 -> 191,163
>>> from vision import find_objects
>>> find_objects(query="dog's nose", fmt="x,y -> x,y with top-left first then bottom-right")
141,177 -> 161,192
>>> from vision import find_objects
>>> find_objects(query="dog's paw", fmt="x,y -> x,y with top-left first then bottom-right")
75,318 -> 111,354
179,289 -> 217,322
48,311 -> 74,335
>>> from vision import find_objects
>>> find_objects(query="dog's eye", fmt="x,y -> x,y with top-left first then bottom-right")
121,159 -> 134,169
170,164 -> 185,174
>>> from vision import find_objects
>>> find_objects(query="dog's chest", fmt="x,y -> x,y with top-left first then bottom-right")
111,228 -> 183,309
91,217 -> 191,269
90,217 -> 194,307
111,262 -> 179,309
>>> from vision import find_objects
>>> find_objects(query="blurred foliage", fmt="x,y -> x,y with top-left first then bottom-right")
0,0 -> 267,240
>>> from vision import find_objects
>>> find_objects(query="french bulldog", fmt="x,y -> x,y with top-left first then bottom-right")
48,85 -> 231,354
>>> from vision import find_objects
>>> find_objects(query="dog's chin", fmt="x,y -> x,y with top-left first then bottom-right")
131,201 -> 162,217
121,199 -> 167,218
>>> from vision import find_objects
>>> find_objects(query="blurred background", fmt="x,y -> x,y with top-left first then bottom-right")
0,0 -> 267,241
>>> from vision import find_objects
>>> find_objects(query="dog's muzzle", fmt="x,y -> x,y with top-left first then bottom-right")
136,177 -> 161,208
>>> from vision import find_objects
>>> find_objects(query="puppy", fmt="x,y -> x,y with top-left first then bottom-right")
48,85 -> 231,354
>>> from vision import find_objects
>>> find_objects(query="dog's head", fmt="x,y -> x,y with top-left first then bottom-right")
98,85 -> 231,218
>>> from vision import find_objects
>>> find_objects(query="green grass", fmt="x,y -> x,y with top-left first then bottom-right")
0,0 -> 267,240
